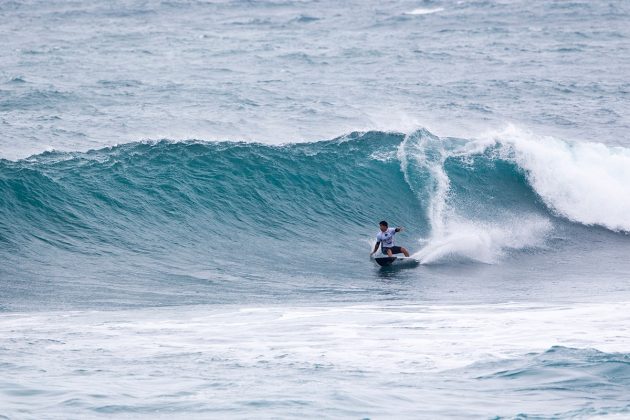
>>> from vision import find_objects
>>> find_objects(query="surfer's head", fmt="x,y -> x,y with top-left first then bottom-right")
379,220 -> 388,232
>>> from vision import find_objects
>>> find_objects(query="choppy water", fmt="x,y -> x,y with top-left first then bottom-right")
1,0 -> 630,418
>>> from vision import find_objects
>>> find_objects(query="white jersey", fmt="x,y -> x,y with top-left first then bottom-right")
376,227 -> 397,248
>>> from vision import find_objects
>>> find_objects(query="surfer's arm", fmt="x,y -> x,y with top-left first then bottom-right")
395,227 -> 403,233
371,241 -> 381,255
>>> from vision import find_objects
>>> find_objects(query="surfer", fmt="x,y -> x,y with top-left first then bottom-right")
370,220 -> 410,258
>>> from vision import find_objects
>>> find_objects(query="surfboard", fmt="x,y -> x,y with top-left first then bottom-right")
373,256 -> 420,267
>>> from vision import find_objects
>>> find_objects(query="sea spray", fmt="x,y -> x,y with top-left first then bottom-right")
400,129 -> 552,264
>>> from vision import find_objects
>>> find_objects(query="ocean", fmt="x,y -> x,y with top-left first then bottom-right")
1,0 -> 630,418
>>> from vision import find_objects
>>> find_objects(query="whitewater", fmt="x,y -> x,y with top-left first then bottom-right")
2,0 -> 630,418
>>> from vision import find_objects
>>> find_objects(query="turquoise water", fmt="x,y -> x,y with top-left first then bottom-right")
2,0 -> 630,418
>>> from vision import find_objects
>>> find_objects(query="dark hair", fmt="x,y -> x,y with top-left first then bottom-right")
379,220 -> 388,227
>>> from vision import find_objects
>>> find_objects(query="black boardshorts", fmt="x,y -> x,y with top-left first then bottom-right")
382,246 -> 403,255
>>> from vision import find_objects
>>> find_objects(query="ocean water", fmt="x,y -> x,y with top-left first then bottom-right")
1,0 -> 630,418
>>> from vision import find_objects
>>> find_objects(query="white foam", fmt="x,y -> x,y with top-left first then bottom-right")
481,125 -> 630,232
368,149 -> 397,162
405,7 -> 444,15
1,301 -> 629,381
2,302 -> 629,416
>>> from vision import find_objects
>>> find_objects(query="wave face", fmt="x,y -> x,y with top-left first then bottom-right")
2,128 -> 630,309
0,132 -> 421,259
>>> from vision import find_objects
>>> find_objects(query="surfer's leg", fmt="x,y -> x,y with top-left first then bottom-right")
386,248 -> 393,257
401,247 -> 410,257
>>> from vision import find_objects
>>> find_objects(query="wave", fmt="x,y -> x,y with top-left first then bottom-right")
1,128 -> 629,267
462,345 -> 630,418
476,345 -> 630,385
